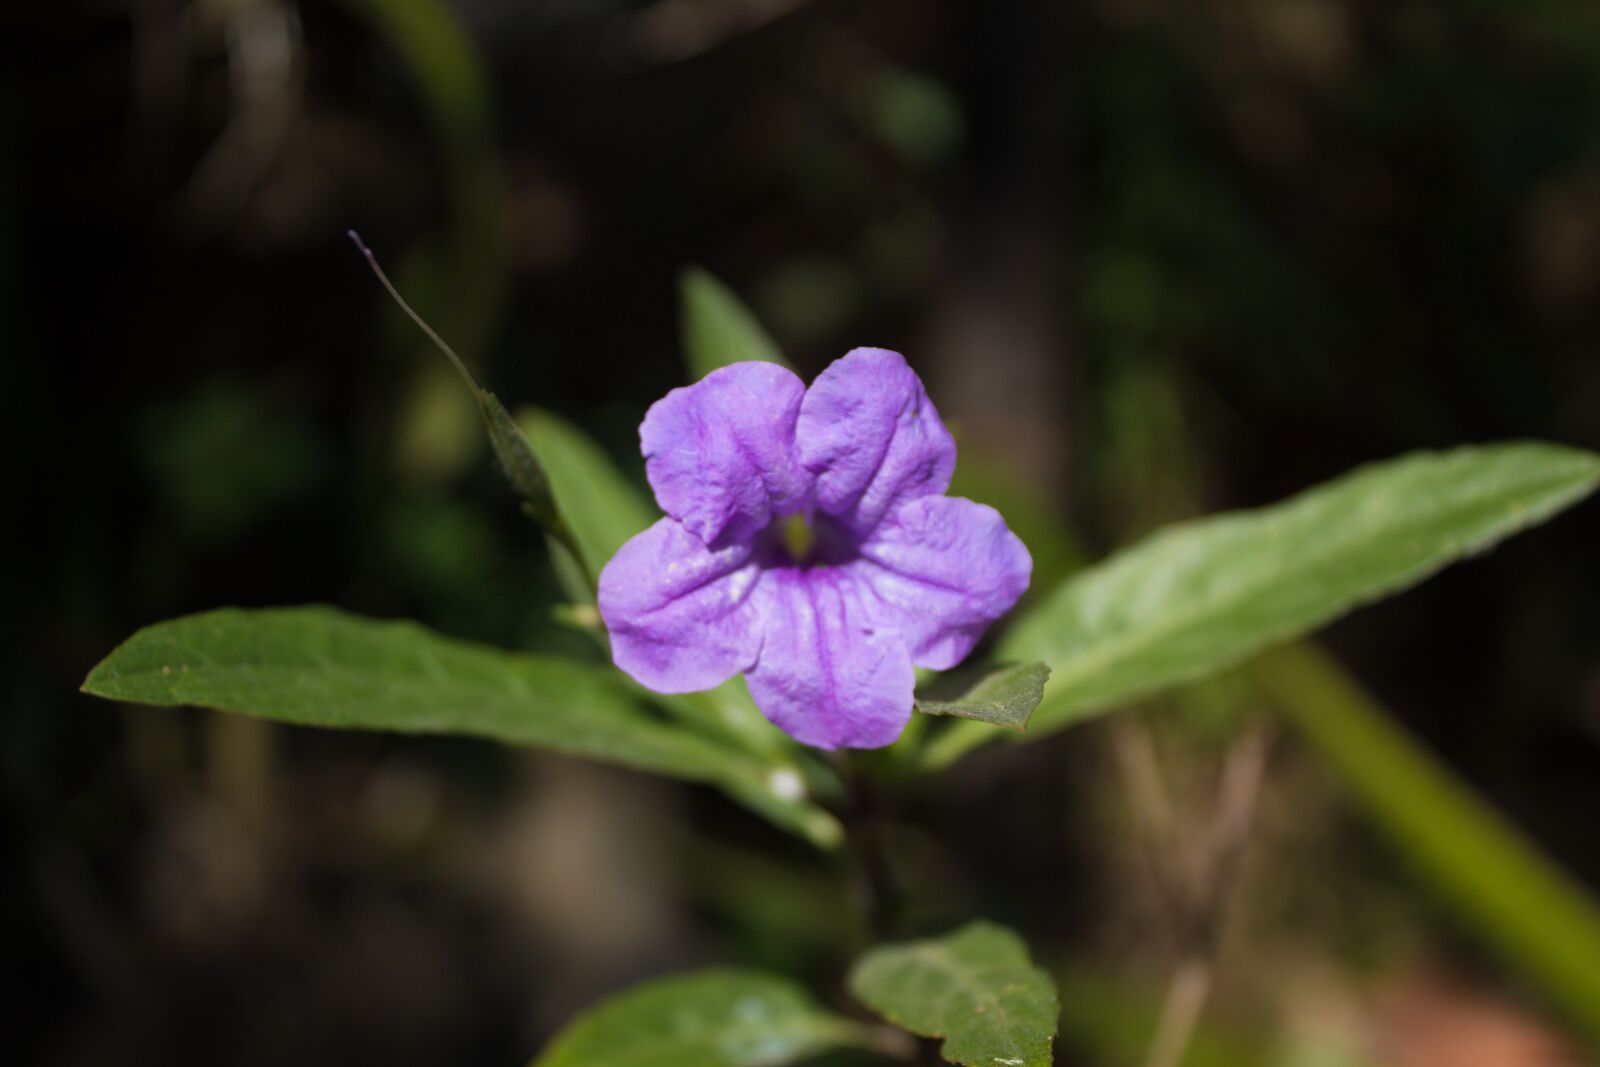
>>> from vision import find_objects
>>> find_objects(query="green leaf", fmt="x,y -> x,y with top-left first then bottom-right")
681,266 -> 793,380
544,532 -> 598,607
531,968 -> 876,1067
926,442 -> 1600,767
1258,643 -> 1600,1049
656,680 -> 796,761
518,407 -> 656,582
915,663 -> 1051,732
848,920 -> 1059,1067
83,606 -> 723,775
80,607 -> 843,847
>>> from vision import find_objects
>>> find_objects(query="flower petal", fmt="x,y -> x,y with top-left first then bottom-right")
796,347 -> 956,535
853,496 -> 1033,670
641,362 -> 812,545
597,518 -> 765,693
744,566 -> 915,749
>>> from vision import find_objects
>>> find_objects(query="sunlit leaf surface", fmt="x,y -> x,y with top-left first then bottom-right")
928,443 -> 1600,765
531,968 -> 874,1067
81,606 -> 841,846
915,662 -> 1051,732
849,920 -> 1058,1067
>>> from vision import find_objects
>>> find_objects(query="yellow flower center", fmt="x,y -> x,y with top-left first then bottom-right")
780,513 -> 816,561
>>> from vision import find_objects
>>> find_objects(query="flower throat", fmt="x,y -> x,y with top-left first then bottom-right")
779,513 -> 817,563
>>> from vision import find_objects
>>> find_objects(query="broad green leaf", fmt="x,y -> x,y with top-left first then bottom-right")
80,607 -> 842,847
681,266 -> 793,380
531,968 -> 876,1067
848,920 -> 1058,1067
518,407 -> 656,583
1259,643 -> 1600,1048
915,663 -> 1051,732
926,443 -> 1600,767
84,606 -> 722,776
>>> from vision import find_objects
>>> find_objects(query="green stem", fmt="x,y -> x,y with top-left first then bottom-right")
840,756 -> 907,941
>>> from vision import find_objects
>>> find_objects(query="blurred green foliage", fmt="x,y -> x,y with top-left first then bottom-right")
9,0 -> 1600,1065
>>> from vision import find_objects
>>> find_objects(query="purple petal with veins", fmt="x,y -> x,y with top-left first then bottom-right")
598,348 -> 1031,750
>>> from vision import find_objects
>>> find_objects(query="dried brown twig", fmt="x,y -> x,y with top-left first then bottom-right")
1112,716 -> 1273,1067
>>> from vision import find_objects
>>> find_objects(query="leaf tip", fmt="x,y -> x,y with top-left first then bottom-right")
80,644 -> 128,701
679,262 -> 713,289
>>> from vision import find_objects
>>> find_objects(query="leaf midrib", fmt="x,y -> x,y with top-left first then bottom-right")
90,651 -> 756,782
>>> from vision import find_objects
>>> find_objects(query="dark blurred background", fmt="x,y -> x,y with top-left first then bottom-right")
5,1 -> 1600,1065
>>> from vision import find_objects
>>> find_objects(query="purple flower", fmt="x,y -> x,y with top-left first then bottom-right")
597,348 -> 1032,749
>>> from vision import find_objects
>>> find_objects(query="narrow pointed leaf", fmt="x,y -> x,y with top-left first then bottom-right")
681,266 -> 793,379
849,921 -> 1058,1067
927,442 -> 1600,767
518,407 -> 655,582
480,391 -> 563,527
531,968 -> 876,1067
915,663 -> 1051,732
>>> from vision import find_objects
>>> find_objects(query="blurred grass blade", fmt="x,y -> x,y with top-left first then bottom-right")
348,231 -> 565,539
1055,960 -> 1380,1067
1055,964 -> 1269,1067
81,607 -> 840,848
915,662 -> 1051,731
680,266 -> 793,379
517,407 -> 656,582
848,920 -> 1059,1067
1256,643 -> 1600,1048
530,967 -> 878,1067
343,0 -> 507,339
344,0 -> 511,492
926,443 -> 1600,769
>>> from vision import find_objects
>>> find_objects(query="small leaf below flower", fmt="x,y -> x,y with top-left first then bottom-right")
849,921 -> 1059,1067
915,662 -> 1051,731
